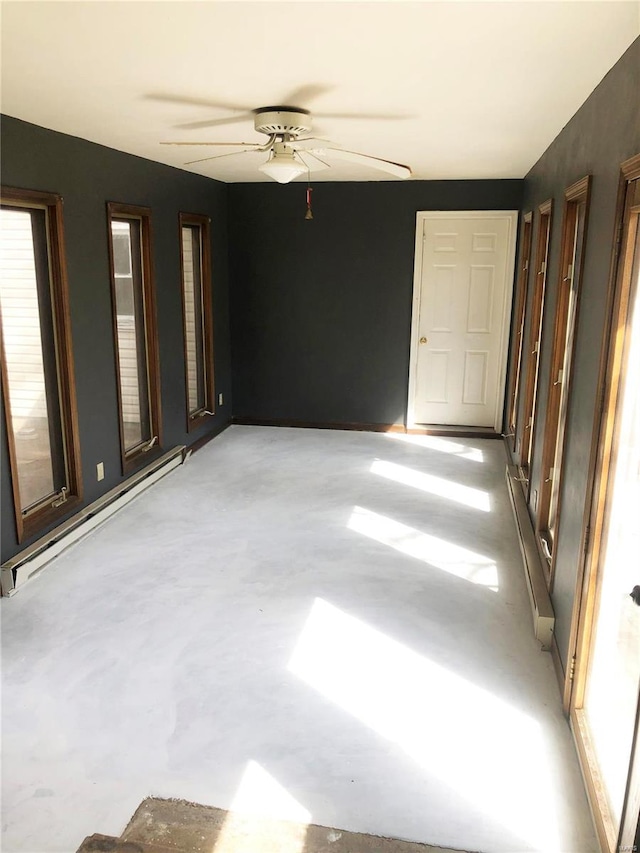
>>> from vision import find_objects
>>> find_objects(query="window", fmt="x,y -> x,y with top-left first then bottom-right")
568,155 -> 640,853
179,213 -> 215,429
537,177 -> 591,580
519,199 -> 553,483
107,203 -> 162,471
0,187 -> 82,542
505,211 -> 533,453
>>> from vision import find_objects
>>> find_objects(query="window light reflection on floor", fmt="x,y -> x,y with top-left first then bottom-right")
348,505 -> 499,589
212,760 -> 310,853
288,598 -> 562,852
384,433 -> 484,462
371,459 -> 491,512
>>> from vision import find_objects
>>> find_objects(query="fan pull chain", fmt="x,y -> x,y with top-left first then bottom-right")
305,184 -> 313,220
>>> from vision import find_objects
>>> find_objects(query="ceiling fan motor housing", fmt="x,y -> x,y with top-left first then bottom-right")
254,107 -> 312,138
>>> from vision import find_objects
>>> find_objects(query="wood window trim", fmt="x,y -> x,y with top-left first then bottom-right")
106,201 -> 163,474
519,198 -> 553,487
564,154 -> 640,713
536,175 -> 592,587
0,186 -> 83,543
178,212 -> 215,433
563,154 -> 640,852
505,211 -> 533,456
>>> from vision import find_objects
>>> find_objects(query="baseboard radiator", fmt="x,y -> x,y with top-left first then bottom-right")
1,446 -> 186,597
505,464 -> 555,649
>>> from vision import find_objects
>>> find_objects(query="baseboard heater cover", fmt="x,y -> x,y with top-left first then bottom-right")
505,464 -> 555,649
1,446 -> 186,597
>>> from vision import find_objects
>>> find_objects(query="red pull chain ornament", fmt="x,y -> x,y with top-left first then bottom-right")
305,186 -> 313,220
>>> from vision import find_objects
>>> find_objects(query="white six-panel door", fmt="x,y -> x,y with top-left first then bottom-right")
408,211 -> 517,429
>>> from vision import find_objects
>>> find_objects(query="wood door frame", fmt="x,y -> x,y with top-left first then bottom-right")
407,210 -> 518,432
564,154 -> 640,853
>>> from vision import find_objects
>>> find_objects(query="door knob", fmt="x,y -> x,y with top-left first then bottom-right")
419,336 -> 428,344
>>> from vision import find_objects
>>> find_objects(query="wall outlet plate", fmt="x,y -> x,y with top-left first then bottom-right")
96,462 -> 104,481
218,393 -> 223,406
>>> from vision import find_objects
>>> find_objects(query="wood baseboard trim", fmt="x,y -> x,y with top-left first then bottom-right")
232,417 -> 501,439
187,420 -> 232,455
407,426 -> 502,439
232,417 -> 406,433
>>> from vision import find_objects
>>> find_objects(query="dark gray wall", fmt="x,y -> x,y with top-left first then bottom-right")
228,180 -> 522,425
1,116 -> 232,563
510,37 -> 640,665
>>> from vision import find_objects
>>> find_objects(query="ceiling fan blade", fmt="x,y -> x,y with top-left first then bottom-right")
161,141 -> 259,147
279,84 -> 333,107
314,111 -> 413,121
294,150 -> 330,172
174,113 -> 252,131
145,93 -> 254,112
314,147 -> 412,179
290,137 -> 333,150
184,148 -> 263,166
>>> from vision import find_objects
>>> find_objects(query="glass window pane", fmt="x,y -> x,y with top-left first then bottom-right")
583,225 -> 640,831
182,225 -> 205,414
112,229 -> 132,278
0,206 -> 65,511
547,206 -> 585,544
522,209 -> 552,474
111,219 -> 151,452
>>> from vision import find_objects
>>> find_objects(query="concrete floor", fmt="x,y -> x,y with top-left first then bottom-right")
2,426 -> 597,853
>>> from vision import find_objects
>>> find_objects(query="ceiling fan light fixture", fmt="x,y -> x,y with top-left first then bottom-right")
259,150 -> 307,184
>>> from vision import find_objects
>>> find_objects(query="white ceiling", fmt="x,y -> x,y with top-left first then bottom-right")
1,1 -> 638,183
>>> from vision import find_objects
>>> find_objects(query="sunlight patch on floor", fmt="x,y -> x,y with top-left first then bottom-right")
371,459 -> 491,511
289,598 -> 562,852
227,761 -> 311,823
348,505 -> 498,589
212,761 -> 310,853
384,433 -> 484,462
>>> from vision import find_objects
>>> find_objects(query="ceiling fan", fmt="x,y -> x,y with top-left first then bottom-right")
158,96 -> 412,183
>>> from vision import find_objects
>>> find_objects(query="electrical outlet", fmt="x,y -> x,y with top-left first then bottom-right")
218,392 -> 223,406
532,489 -> 538,511
96,462 -> 104,481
